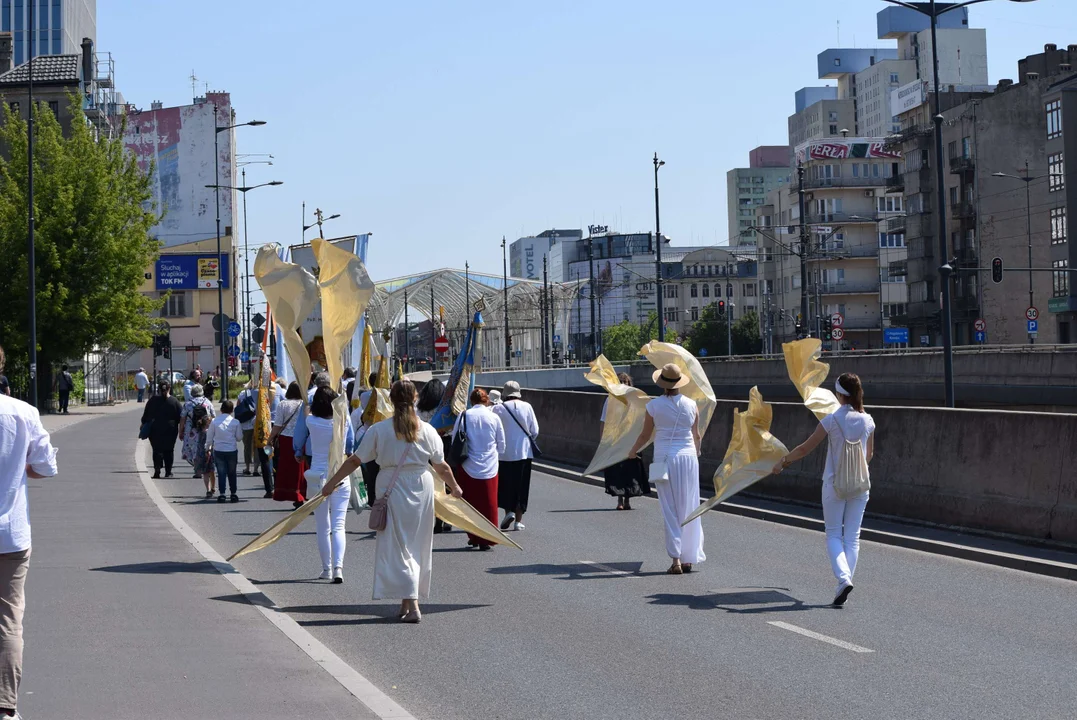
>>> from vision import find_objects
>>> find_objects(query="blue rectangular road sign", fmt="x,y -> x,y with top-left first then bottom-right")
883,327 -> 909,344
975,330 -> 987,343
1028,319 -> 1039,334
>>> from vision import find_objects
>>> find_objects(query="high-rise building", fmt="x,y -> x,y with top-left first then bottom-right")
726,147 -> 792,246
0,0 -> 96,65
509,229 -> 580,280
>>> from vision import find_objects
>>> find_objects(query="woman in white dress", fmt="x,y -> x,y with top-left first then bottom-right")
628,363 -> 704,575
772,373 -> 875,606
325,380 -> 463,623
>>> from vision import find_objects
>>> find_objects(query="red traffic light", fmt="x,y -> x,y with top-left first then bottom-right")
718,300 -> 726,314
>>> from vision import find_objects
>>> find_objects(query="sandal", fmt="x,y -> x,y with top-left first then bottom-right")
681,564 -> 693,574
666,563 -> 683,575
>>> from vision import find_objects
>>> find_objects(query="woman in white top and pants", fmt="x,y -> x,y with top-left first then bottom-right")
493,381 -> 539,531
629,364 -> 705,575
325,380 -> 464,623
774,372 -> 875,606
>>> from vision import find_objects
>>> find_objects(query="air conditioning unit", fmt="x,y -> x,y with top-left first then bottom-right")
865,190 -> 874,197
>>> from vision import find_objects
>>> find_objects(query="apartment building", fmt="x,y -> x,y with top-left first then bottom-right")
726,146 -> 792,246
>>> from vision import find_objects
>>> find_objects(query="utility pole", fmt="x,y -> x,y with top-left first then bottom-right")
501,237 -> 510,367
727,261 -> 734,357
797,162 -> 810,337
403,287 -> 409,375
654,153 -> 666,341
26,0 -> 37,406
576,270 -> 582,363
465,262 -> 470,317
430,285 -> 436,368
588,237 -> 596,360
543,255 -> 550,365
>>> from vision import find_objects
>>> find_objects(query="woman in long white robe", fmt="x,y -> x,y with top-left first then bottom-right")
327,380 -> 463,622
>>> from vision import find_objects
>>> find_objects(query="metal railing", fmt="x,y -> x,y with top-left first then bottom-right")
949,155 -> 975,174
805,212 -> 881,225
951,203 -> 977,220
801,176 -> 889,190
818,282 -> 882,295
887,215 -> 906,233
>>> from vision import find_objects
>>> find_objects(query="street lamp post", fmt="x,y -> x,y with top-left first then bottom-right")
26,0 -> 37,406
213,110 -> 266,400
880,0 -> 1040,406
587,235 -> 596,360
501,237 -> 510,367
654,153 -> 666,342
207,173 -> 283,374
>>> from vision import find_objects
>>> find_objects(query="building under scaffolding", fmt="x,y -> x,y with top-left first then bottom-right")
368,269 -> 586,370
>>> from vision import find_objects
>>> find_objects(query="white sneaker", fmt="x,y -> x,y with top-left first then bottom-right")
500,512 -> 515,531
332,567 -> 343,584
318,568 -> 331,580
513,521 -> 525,531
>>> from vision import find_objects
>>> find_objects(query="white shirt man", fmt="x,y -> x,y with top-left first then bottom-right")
134,369 -> 149,403
493,397 -> 540,462
0,351 -> 58,717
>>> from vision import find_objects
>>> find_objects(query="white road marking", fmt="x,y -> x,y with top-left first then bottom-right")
134,441 -> 418,720
767,621 -> 875,654
579,560 -> 640,578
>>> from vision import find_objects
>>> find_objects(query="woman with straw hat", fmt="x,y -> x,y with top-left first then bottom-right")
628,363 -> 704,575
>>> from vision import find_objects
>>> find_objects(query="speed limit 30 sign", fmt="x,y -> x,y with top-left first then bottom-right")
1026,307 -> 1039,321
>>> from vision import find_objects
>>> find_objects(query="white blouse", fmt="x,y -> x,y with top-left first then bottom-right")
451,405 -> 506,480
357,418 -> 445,473
493,400 -> 539,462
646,394 -> 698,457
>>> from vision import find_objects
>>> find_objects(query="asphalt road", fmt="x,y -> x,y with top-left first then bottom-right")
134,414 -> 1077,720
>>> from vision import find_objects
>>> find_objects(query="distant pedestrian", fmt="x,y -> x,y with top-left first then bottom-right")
54,364 -> 74,415
450,388 -> 505,550
134,368 -> 149,403
773,373 -> 875,607
343,367 -> 357,407
307,371 -> 331,403
179,384 -> 215,479
325,379 -> 464,623
629,364 -> 704,575
268,381 -> 307,508
487,389 -> 502,406
297,387 -> 354,582
350,372 -> 381,501
208,400 -> 245,502
182,370 -> 202,403
237,379 -> 277,496
601,373 -> 650,510
204,372 -> 220,402
142,381 -> 182,478
0,345 -> 58,719
493,381 -> 539,532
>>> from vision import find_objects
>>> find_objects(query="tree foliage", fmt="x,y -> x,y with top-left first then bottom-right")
0,97 -> 161,394
601,311 -> 676,361
681,304 -> 763,357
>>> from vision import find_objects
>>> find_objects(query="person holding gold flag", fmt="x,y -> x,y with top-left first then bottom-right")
324,380 -> 464,623
628,364 -> 704,575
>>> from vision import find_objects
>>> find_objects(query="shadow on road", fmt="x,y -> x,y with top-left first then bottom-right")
91,560 -> 218,575
487,561 -> 657,579
647,588 -> 834,614
277,602 -> 491,626
545,508 -> 622,513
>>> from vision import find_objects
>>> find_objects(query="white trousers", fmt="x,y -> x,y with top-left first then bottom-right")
821,480 -> 868,586
655,452 -> 705,564
315,483 -> 352,571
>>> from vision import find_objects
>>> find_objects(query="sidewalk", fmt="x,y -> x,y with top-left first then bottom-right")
22,404 -> 376,720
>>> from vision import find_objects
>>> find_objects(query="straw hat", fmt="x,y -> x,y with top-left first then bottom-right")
652,363 -> 689,390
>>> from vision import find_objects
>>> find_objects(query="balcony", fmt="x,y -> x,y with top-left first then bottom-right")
886,215 -> 906,233
817,282 -> 881,296
802,176 -> 889,191
886,174 -> 905,194
840,316 -> 883,330
949,155 -> 975,174
809,244 -> 880,260
954,247 -> 978,266
894,124 -> 933,142
805,212 -> 881,225
951,202 -> 977,220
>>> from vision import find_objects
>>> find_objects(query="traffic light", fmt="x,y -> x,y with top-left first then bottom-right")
992,256 -> 1004,284
162,344 -> 171,360
718,300 -> 726,315
822,318 -> 833,342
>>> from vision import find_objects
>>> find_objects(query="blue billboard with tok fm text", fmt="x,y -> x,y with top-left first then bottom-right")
155,254 -> 231,291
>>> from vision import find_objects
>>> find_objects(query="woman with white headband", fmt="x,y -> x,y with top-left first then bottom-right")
772,372 -> 875,606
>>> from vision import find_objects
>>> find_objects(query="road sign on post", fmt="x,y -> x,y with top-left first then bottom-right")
252,328 -> 265,345
830,312 -> 845,328
1028,319 -> 1039,335
252,313 -> 266,328
227,321 -> 242,338
973,318 -> 986,333
831,327 -> 845,341
1026,307 -> 1039,321
884,328 -> 909,344
228,345 -> 241,358
434,336 -> 449,354
975,330 -> 987,343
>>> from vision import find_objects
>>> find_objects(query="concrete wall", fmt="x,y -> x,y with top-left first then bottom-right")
515,387 -> 1077,543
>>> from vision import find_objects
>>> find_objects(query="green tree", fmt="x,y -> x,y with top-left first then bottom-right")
0,98 -> 161,399
682,302 -> 729,357
601,311 -> 675,361
732,311 -> 763,355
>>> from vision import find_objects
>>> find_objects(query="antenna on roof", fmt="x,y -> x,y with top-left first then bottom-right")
189,70 -> 197,102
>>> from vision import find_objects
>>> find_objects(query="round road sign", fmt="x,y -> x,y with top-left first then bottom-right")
974,318 -> 986,332
227,321 -> 242,338
831,327 -> 845,341
831,312 -> 845,328
434,336 -> 450,354
1026,307 -> 1039,321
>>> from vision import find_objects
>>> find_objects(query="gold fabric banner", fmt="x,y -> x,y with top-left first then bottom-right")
582,355 -> 653,476
782,338 -> 840,420
682,386 -> 788,525
640,341 -> 718,435
253,246 -> 319,398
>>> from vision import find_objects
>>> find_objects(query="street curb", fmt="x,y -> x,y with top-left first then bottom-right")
533,460 -> 1077,582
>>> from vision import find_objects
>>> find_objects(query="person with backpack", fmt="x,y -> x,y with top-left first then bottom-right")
55,365 -> 75,414
772,372 -> 875,607
179,384 -> 215,479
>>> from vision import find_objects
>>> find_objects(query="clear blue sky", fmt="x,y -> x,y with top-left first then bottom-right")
100,0 -> 1074,281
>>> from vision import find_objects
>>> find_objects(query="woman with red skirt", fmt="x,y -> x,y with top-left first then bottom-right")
270,382 -> 308,508
450,388 -> 506,550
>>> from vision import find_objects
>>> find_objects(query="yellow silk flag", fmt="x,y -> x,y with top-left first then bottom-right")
582,355 -> 653,475
783,338 -> 840,420
354,323 -> 373,410
682,386 -> 789,525
229,495 -> 326,561
253,246 -> 319,397
361,354 -> 392,426
252,358 -> 274,450
640,341 -> 718,435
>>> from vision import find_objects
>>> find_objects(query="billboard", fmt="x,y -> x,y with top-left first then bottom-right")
891,79 -> 926,115
124,93 -> 234,248
156,254 -> 231,290
795,139 -> 902,164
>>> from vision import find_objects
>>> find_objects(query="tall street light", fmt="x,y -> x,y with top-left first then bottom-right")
207,173 -> 283,368
26,0 -> 37,406
654,153 -> 666,341
880,0 -> 1039,407
213,110 -> 266,399
501,237 -> 511,368
303,207 -> 341,240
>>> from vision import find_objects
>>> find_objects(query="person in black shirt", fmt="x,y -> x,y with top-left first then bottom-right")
0,374 -> 9,396
141,381 -> 183,478
55,365 -> 74,414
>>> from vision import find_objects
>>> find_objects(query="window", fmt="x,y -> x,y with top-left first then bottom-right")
47,100 -> 58,118
744,284 -> 756,297
714,284 -> 722,298
879,232 -> 905,248
829,111 -> 839,122
1049,153 -> 1065,191
665,308 -> 679,322
883,303 -> 907,318
690,283 -> 698,298
881,265 -> 905,283
961,137 -> 971,158
948,141 -> 958,160
1052,207 -> 1068,245
949,186 -> 959,206
727,284 -> 734,298
764,279 -> 774,294
664,284 -> 678,299
690,307 -> 699,322
829,124 -> 838,135
890,72 -> 900,84
877,196 -> 903,213
1047,99 -> 1063,140
1053,260 -> 1069,297
702,284 -> 710,298
793,274 -> 802,289
160,291 -> 188,318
